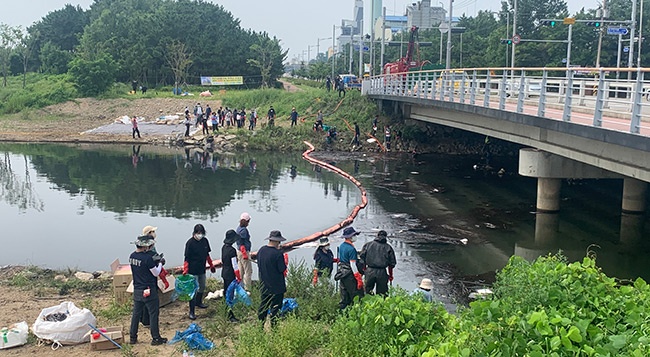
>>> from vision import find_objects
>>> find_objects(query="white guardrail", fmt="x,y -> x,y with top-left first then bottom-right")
366,67 -> 650,135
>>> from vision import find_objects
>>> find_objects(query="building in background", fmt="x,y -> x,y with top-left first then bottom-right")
406,0 -> 445,29
338,0 -> 364,51
373,15 -> 407,41
371,0 -> 382,30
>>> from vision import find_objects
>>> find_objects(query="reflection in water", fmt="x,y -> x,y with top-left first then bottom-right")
0,143 -> 362,272
0,153 -> 44,212
1,144 -> 650,296
620,213 -> 645,245
534,212 -> 560,246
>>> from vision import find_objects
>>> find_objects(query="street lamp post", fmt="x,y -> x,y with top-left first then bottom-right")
308,45 -> 317,64
380,7 -> 386,74
445,0 -> 453,70
317,37 -> 332,62
439,2 -> 445,64
511,0 -> 517,68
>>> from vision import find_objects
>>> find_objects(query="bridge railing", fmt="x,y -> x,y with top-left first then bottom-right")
367,67 -> 650,135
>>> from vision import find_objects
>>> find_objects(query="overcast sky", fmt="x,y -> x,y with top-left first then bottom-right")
1,0 -> 592,61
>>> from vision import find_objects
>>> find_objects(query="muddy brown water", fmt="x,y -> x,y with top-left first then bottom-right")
1,143 -> 649,308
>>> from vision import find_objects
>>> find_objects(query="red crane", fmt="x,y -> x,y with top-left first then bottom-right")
383,26 -> 420,75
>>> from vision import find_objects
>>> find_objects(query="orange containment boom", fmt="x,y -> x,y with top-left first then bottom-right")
170,141 -> 368,274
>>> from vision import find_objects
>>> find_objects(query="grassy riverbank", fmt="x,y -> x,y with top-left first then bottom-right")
0,75 -> 402,151
3,252 -> 650,356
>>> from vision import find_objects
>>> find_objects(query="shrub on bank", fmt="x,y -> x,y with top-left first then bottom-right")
0,74 -> 77,115
424,254 -> 650,356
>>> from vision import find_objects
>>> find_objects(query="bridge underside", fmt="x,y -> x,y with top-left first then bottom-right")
374,96 -> 650,183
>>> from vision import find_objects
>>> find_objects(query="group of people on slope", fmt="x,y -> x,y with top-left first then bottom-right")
184,103 -> 260,136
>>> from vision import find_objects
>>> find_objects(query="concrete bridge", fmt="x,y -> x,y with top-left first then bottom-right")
365,67 -> 650,240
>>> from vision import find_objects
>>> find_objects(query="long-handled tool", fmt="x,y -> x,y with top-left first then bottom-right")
88,323 -> 122,349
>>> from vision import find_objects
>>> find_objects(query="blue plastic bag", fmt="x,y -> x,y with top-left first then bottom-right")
175,274 -> 199,301
280,298 -> 298,315
268,298 -> 298,316
225,280 -> 252,307
168,323 -> 214,351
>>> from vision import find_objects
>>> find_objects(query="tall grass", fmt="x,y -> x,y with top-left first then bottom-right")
0,73 -> 77,115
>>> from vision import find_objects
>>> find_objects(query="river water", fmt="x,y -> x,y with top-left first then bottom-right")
1,143 -> 649,300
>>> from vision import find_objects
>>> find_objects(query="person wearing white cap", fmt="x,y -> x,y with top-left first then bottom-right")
128,236 -> 167,346
412,278 -> 434,302
312,236 -> 339,285
235,212 -> 253,290
257,230 -> 287,326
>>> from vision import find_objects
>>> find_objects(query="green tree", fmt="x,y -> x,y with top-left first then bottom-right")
247,33 -> 288,88
39,41 -> 73,74
15,29 -> 39,89
68,53 -> 118,96
0,23 -> 20,87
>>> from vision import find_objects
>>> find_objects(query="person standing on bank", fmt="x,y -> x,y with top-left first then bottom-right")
236,212 -> 253,291
289,107 -> 298,127
257,230 -> 287,326
222,229 -> 241,322
128,236 -> 167,346
183,224 -> 216,320
131,116 -> 141,139
312,236 -> 338,285
335,227 -> 364,310
359,230 -> 396,296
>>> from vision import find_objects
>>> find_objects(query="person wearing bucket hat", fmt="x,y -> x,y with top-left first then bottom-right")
139,226 -> 169,289
222,229 -> 241,323
257,230 -> 287,326
312,236 -> 339,285
235,212 -> 253,291
359,230 -> 396,296
183,224 -> 216,320
335,227 -> 364,310
128,236 -> 167,346
137,226 -> 169,329
411,278 -> 434,302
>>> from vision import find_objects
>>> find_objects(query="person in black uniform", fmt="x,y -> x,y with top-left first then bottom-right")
183,224 -> 216,320
257,230 -> 287,326
128,236 -> 167,346
221,229 -> 240,322
267,106 -> 276,127
359,230 -> 397,296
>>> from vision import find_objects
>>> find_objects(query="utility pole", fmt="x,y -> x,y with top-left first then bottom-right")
381,7 -> 386,74
638,0 -> 644,68
359,19 -> 364,78
332,25 -> 336,79
439,2 -> 445,64
349,30 -> 354,74
566,24 -> 573,69
596,0 -> 607,68
511,0 -> 517,68
629,0 -> 637,67
445,0 -> 453,70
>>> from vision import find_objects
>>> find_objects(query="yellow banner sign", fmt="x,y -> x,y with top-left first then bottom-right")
201,76 -> 244,86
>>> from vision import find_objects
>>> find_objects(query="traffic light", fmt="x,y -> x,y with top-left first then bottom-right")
587,21 -> 601,27
541,20 -> 557,27
500,39 -> 512,45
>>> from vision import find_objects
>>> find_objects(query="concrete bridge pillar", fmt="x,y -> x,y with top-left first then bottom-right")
536,178 -> 561,212
622,178 -> 647,214
519,148 -> 622,213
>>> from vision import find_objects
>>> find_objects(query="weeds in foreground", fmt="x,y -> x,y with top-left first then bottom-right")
96,300 -> 132,321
